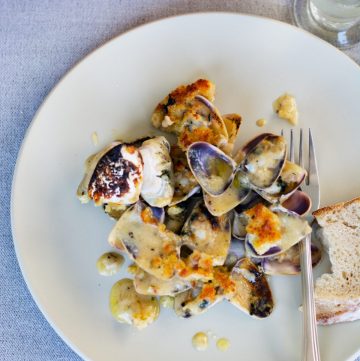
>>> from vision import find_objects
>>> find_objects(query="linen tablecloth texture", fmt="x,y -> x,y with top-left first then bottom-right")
1,1 -> 359,360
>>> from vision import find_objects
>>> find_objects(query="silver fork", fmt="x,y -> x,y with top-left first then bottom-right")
282,128 -> 321,361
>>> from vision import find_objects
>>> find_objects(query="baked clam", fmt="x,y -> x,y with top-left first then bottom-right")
204,170 -> 251,216
256,161 -> 307,203
244,204 -> 312,258
174,266 -> 235,318
260,241 -> 322,276
181,200 -> 231,266
151,79 -> 228,150
187,142 -> 236,196
77,141 -> 143,206
108,201 -> 181,280
239,133 -> 287,189
170,145 -> 200,206
228,258 -> 274,318
139,136 -> 174,207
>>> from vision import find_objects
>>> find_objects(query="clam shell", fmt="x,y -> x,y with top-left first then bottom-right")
108,201 -> 181,280
220,113 -> 242,156
261,240 -> 322,276
239,134 -> 287,189
232,191 -> 268,240
181,200 -> 231,266
228,258 -> 274,318
244,205 -> 312,258
165,197 -> 199,234
256,161 -> 307,203
169,145 -> 200,206
204,170 -> 251,216
281,190 -> 312,216
139,136 -> 174,207
187,142 -> 236,196
174,266 -> 234,318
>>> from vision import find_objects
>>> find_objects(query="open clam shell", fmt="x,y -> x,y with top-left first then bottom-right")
219,113 -> 242,156
256,161 -> 307,203
181,200 -> 231,266
165,197 -> 199,234
239,134 -> 287,189
228,258 -> 274,318
261,241 -> 322,276
77,141 -> 143,206
232,191 -> 267,240
151,79 -> 216,136
108,201 -> 181,280
139,136 -> 174,207
187,142 -> 236,196
244,204 -> 312,258
169,145 -> 200,206
151,79 -> 228,150
174,266 -> 235,318
281,190 -> 312,216
204,170 -> 251,216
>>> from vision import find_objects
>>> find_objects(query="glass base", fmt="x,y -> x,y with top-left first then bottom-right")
293,0 -> 360,49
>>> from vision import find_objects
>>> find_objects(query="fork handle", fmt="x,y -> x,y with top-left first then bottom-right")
300,235 -> 321,361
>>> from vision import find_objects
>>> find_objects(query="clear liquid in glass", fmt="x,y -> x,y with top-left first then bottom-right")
310,0 -> 360,30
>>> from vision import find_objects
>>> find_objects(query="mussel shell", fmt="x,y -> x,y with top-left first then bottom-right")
181,200 -> 231,266
139,136 -> 174,207
239,134 -> 287,189
134,268 -> 191,296
187,142 -> 236,196
204,170 -> 251,216
244,206 -> 312,258
261,240 -> 322,276
228,258 -> 274,318
108,201 -> 181,280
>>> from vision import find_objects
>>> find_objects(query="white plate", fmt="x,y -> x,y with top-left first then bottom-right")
11,13 -> 360,361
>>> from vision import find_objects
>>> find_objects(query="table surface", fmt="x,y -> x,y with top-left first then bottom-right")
1,1 -> 359,360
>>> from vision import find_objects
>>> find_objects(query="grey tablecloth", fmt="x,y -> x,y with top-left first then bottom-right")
1,1 -> 359,360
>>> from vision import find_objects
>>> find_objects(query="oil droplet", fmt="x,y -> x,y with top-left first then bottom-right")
256,118 -> 267,127
216,338 -> 230,352
91,131 -> 99,146
192,332 -> 209,351
96,252 -> 124,276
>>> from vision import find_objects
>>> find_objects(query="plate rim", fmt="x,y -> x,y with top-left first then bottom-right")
10,11 -> 360,361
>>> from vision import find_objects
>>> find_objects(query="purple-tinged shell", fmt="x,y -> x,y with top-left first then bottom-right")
187,142 -> 236,196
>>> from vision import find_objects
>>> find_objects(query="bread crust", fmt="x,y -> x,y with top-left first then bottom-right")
313,196 -> 360,218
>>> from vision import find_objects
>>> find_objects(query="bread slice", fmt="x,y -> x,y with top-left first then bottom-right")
313,196 -> 360,325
